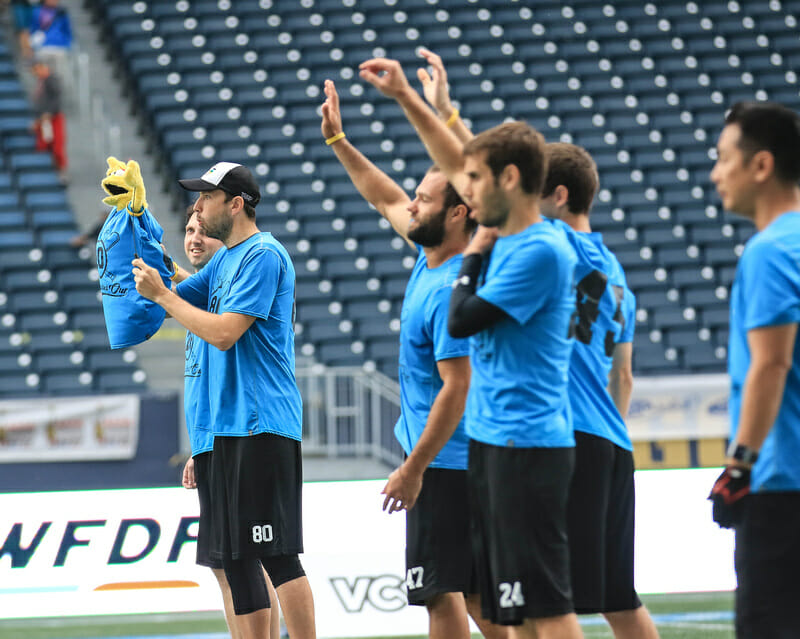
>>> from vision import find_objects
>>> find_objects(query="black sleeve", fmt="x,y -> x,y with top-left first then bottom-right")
448,253 -> 508,338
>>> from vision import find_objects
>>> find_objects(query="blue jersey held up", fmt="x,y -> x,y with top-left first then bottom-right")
395,248 -> 471,470
97,205 -> 176,349
557,221 -> 636,451
468,220 -> 577,448
176,232 -> 303,440
184,332 -> 213,456
729,212 -> 800,492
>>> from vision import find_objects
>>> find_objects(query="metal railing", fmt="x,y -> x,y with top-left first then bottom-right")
297,365 -> 403,467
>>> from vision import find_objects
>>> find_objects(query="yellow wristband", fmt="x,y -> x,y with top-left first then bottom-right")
325,132 -> 346,145
445,108 -> 459,128
170,261 -> 180,282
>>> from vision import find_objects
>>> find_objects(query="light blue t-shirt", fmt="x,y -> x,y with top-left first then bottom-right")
97,205 -> 176,349
176,232 -> 302,440
729,211 -> 800,492
557,221 -> 636,451
184,332 -> 213,456
395,248 -> 471,470
468,220 -> 577,448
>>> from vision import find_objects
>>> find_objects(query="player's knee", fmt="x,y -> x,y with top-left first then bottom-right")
261,554 -> 306,588
223,558 -> 270,615
425,591 -> 463,613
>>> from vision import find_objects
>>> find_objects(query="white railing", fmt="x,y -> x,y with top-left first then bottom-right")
296,365 -> 403,467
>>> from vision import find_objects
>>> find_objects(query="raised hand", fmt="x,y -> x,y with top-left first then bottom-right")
417,47 -> 455,118
321,79 -> 344,140
359,58 -> 413,100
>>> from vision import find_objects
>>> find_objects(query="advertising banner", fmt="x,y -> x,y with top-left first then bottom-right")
627,374 -> 729,442
0,394 -> 139,463
0,471 -> 734,636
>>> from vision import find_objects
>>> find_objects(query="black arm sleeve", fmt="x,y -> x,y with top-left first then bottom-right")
448,253 -> 508,338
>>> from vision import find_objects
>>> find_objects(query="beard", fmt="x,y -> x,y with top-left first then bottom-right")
407,206 -> 447,247
201,211 -> 233,243
476,187 -> 511,228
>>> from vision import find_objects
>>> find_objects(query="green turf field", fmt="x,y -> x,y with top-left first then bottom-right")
0,592 -> 734,639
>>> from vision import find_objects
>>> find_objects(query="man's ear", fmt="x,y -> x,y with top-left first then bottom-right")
228,194 -> 246,216
553,184 -> 569,208
449,203 -> 469,221
750,149 -> 775,184
499,163 -> 521,191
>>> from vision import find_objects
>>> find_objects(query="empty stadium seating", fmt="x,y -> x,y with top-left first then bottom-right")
60,1 -> 800,378
81,0 -> 800,377
0,38 -> 146,397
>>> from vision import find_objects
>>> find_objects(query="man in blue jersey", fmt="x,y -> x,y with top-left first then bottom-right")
180,206 -> 281,639
540,144 -> 659,639
360,58 -> 582,639
414,51 -> 659,636
132,162 -> 315,639
708,101 -> 800,638
320,79 -> 505,639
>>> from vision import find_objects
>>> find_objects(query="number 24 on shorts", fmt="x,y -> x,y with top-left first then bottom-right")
498,581 -> 525,608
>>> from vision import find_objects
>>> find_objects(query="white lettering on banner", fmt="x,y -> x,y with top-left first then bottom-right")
0,473 -> 736,637
330,575 -> 406,613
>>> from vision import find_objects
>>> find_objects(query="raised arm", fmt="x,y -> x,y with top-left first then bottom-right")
417,48 -> 475,145
359,58 -> 469,200
321,79 -> 412,243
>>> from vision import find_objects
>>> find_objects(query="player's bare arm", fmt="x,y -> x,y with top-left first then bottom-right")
321,79 -> 412,244
359,58 -> 469,198
417,48 -> 475,145
132,257 -> 255,351
730,323 -> 797,464
381,355 -> 470,513
183,457 -> 196,489
607,342 -> 634,418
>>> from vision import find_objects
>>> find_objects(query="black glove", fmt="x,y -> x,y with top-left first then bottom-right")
708,466 -> 751,528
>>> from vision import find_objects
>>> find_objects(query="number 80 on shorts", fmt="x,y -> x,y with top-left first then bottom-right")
251,524 -> 274,543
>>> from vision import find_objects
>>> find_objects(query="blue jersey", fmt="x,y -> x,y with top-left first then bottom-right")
468,221 -> 577,448
729,212 -> 800,492
559,223 -> 636,451
97,205 -> 176,349
184,332 -> 213,456
395,249 -> 471,470
176,232 -> 302,440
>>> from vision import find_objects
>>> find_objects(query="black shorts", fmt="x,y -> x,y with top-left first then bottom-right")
194,451 -> 222,569
208,432 -> 304,560
468,439 -> 575,625
567,432 -> 641,614
735,492 -> 800,639
405,467 -> 472,606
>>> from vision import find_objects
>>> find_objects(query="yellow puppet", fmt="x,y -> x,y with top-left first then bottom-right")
96,156 -> 177,349
101,156 -> 148,214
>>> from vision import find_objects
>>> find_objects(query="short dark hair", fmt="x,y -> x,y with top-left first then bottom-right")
428,165 -> 478,234
542,143 -> 599,215
184,204 -> 196,225
725,101 -> 800,184
462,121 -> 548,196
223,190 -> 257,219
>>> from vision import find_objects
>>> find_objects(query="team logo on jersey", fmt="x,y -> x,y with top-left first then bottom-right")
96,231 -> 121,279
